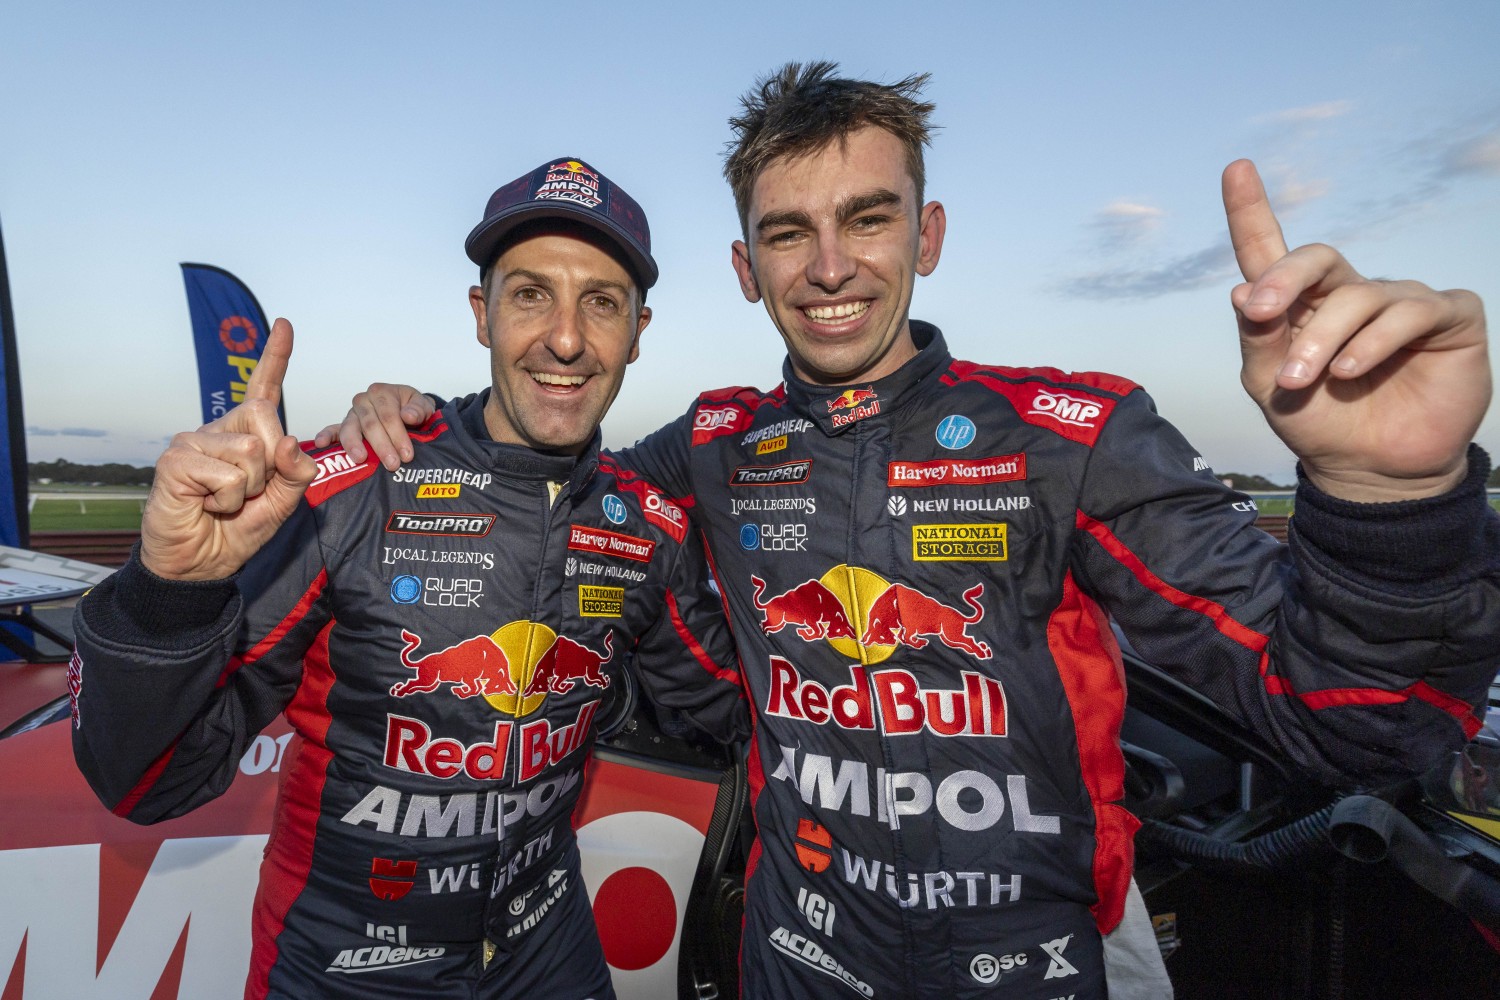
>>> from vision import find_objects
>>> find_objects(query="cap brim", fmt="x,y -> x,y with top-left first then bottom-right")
465,201 -> 658,289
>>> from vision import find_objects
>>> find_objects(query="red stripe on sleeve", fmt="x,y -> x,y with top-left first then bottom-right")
1047,572 -> 1136,934
247,621 -> 338,999
665,587 -> 741,687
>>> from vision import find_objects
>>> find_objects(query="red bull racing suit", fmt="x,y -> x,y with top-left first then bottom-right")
69,391 -> 748,1000
611,321 -> 1500,1000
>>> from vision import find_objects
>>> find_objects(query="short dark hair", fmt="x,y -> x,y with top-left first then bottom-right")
724,61 -> 937,238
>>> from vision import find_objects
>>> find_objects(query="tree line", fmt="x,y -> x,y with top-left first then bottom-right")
29,460 -> 154,486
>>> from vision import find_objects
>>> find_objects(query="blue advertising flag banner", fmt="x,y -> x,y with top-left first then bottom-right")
0,217 -> 28,549
179,264 -> 284,427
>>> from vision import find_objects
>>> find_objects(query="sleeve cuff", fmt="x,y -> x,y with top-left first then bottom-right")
79,545 -> 240,647
1290,443 -> 1498,586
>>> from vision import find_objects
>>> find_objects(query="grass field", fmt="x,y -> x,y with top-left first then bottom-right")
30,497 -> 148,531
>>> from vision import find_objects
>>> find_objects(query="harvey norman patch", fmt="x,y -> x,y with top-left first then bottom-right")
912,523 -> 1008,562
888,454 -> 1026,487
568,525 -> 656,563
385,511 -> 496,537
578,585 -> 625,617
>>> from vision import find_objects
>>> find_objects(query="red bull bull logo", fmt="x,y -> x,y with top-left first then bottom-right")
827,387 -> 878,413
391,624 -> 614,717
750,567 -> 990,664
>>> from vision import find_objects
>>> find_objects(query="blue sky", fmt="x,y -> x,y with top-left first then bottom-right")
5,1 -> 1498,483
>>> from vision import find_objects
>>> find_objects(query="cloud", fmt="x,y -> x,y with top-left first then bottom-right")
1439,130 -> 1500,178
1256,100 -> 1354,125
1268,175 -> 1330,211
1056,243 -> 1238,301
25,426 -> 58,436
60,427 -> 109,438
1091,201 -> 1164,253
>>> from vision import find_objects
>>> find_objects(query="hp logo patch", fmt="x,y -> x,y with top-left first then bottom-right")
602,494 -> 627,525
390,575 -> 422,604
739,524 -> 760,550
936,415 -> 976,450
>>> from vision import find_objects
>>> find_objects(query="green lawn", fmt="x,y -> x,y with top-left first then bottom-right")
30,497 -> 147,531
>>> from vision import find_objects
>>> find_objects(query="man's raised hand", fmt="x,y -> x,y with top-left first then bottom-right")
313,383 -> 434,471
1224,158 -> 1490,501
140,318 -> 318,581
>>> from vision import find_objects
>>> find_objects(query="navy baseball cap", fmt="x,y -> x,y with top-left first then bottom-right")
465,156 -> 658,291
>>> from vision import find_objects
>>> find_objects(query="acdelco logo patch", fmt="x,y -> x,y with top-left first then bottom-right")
385,511 -> 495,537
911,523 -> 1007,562
731,460 -> 812,486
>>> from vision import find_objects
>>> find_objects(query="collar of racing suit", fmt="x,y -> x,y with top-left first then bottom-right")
447,387 -> 601,498
779,320 -> 952,436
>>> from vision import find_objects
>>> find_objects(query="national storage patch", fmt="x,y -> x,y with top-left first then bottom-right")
578,585 -> 625,617
911,523 -> 1007,561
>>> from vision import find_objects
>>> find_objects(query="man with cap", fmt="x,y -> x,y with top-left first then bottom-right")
68,157 -> 747,1000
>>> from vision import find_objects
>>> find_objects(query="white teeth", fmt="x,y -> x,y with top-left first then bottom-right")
532,372 -> 586,387
805,301 -> 869,321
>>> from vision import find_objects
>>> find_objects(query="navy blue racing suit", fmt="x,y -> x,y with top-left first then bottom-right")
71,391 -> 748,999
611,322 -> 1499,1000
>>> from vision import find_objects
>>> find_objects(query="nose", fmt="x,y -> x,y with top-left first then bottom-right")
806,232 -> 857,292
545,305 -> 585,362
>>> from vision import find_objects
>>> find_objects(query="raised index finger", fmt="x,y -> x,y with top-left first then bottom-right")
244,317 -> 294,407
1222,159 -> 1290,283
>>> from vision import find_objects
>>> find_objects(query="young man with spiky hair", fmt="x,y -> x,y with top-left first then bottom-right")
335,63 -> 1497,1000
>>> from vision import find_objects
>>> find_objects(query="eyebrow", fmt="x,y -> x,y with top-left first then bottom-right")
503,269 -> 630,296
754,188 -> 904,234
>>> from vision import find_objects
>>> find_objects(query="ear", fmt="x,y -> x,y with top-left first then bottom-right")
469,285 -> 491,347
915,201 -> 946,277
628,305 -> 651,365
731,240 -> 761,303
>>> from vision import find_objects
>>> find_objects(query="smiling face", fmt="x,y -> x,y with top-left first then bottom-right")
469,230 -> 649,454
731,125 -> 945,387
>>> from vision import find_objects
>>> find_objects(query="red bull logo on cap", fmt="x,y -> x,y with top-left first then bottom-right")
750,566 -> 991,665
390,623 -> 613,718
